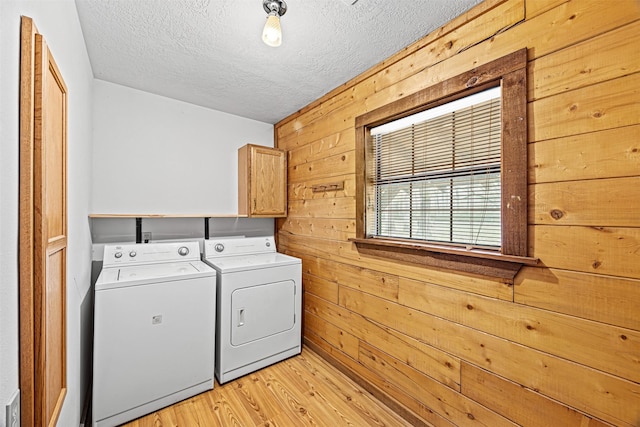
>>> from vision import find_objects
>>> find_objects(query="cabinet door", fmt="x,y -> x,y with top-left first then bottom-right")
239,144 -> 287,217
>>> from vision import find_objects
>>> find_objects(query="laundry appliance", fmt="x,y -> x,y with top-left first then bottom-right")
202,236 -> 302,384
93,241 -> 216,427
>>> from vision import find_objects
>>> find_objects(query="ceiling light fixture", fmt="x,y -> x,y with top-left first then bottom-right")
262,0 -> 287,47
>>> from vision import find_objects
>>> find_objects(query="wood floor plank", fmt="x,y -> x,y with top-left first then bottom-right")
296,350 -> 412,427
119,347 -> 409,426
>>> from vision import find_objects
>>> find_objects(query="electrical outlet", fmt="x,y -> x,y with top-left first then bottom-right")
5,389 -> 20,427
142,232 -> 152,243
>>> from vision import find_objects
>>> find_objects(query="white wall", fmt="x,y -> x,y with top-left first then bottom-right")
0,1 -> 94,426
91,80 -> 274,215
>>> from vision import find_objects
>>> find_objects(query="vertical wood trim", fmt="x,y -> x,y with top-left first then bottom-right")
355,125 -> 366,238
19,15 -> 37,427
33,33 -> 48,425
501,66 -> 528,256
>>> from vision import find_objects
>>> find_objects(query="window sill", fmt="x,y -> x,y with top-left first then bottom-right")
349,237 -> 538,282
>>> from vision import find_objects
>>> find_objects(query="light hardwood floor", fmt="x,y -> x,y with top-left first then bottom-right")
121,347 -> 413,426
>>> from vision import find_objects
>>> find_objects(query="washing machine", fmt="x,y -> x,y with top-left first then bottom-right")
202,236 -> 302,384
93,241 -> 216,427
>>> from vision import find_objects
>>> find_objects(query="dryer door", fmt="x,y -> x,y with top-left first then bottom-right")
231,280 -> 295,346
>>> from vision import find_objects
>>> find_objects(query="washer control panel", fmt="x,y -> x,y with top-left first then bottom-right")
203,236 -> 277,258
103,241 -> 200,267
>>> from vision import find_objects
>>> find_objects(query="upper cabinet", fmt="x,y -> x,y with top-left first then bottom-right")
238,144 -> 287,217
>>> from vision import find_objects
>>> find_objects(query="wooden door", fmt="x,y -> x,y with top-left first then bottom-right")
19,16 -> 68,427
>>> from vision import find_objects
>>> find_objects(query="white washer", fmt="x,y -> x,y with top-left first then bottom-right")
202,236 -> 302,384
93,241 -> 216,427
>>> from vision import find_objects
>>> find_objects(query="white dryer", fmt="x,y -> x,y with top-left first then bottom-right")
202,236 -> 302,384
93,241 -> 216,427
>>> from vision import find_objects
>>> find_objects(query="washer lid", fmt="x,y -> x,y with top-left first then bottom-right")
205,252 -> 300,274
96,260 -> 216,291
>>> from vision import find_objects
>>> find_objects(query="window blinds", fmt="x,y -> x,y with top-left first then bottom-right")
367,87 -> 502,248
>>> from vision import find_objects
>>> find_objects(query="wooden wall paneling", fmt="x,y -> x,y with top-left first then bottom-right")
331,266 -> 399,302
284,110 -> 356,151
460,362 -> 613,427
397,277 -> 640,382
529,20 -> 640,101
285,130 -> 353,164
514,267 -> 640,331
512,0 -> 640,60
278,88 -> 360,143
288,150 -> 354,183
338,286 -> 640,426
524,0 -> 568,19
275,1 -> 640,424
297,254 -> 400,301
277,84 -> 364,142
305,293 -> 461,390
530,225 -> 640,279
370,0 -> 525,94
359,343 -> 517,427
380,327 -> 462,391
279,233 -> 514,300
281,217 -> 356,241
528,125 -> 640,184
530,72 -> 640,142
302,273 -> 339,304
287,131 -> 355,170
363,0 -> 639,119
287,197 -> 355,219
289,175 -> 355,201
530,177 -> 640,226
303,312 -> 360,360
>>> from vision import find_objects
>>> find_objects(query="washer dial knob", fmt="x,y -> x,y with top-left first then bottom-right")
214,243 -> 225,253
178,246 -> 190,256
114,251 -> 122,259
129,250 -> 137,258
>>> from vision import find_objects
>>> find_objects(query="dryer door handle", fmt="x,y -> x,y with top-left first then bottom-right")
238,308 -> 245,327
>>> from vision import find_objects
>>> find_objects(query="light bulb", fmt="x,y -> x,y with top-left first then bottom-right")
262,13 -> 282,47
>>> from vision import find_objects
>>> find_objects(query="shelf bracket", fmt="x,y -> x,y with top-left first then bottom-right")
204,217 -> 210,240
135,217 -> 142,244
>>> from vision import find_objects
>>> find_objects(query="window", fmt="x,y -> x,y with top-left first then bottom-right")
353,49 -> 537,279
369,87 -> 502,248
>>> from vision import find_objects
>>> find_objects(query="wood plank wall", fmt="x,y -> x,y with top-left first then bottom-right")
274,0 -> 640,425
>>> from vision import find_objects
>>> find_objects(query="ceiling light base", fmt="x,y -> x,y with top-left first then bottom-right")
263,0 -> 287,16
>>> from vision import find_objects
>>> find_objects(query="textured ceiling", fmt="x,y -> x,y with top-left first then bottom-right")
75,0 -> 483,124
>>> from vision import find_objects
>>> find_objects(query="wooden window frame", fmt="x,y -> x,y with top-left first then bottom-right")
352,49 -> 537,280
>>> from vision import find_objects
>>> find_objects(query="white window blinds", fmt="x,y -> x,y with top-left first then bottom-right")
366,86 -> 502,248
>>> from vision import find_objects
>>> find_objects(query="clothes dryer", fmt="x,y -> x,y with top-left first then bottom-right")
202,236 -> 301,384
93,241 -> 216,427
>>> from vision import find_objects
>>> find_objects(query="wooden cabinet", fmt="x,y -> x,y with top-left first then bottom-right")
238,144 -> 287,217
